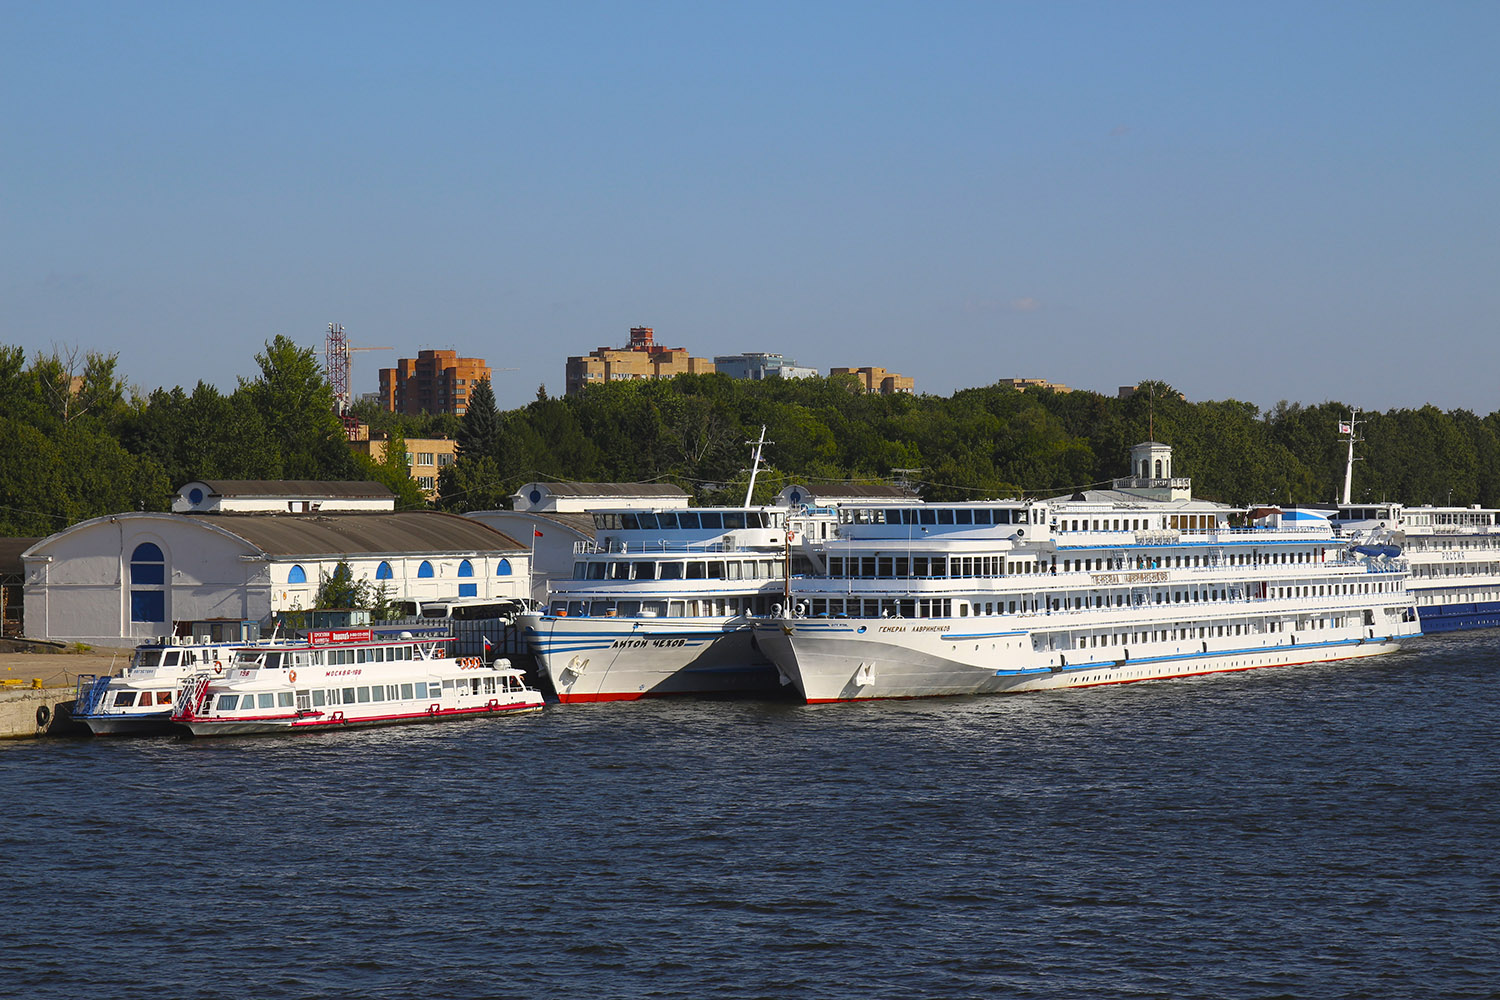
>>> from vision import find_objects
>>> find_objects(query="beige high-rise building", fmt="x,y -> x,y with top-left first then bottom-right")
830,366 -> 915,395
565,327 -> 716,394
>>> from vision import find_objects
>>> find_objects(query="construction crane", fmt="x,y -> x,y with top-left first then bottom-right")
325,323 -> 392,439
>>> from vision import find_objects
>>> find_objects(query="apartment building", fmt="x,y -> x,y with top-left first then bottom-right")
565,327 -> 716,394
378,350 -> 491,415
829,366 -> 915,395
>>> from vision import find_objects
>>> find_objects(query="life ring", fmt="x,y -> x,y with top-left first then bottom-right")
213,662 -> 223,674
289,670 -> 297,683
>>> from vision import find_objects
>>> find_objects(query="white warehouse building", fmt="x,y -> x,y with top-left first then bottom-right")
22,481 -> 530,647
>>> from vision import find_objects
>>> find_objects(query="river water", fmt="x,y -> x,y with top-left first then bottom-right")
2,632 -> 1497,998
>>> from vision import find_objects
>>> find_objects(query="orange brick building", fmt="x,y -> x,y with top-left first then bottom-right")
565,327 -> 716,394
378,350 -> 492,415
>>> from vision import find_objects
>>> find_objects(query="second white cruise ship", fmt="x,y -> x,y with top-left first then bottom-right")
755,442 -> 1420,703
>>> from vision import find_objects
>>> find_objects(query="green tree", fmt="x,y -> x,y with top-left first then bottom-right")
241,335 -> 357,479
456,376 -> 499,460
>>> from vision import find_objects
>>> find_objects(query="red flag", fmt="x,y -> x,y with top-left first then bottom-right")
533,529 -> 544,538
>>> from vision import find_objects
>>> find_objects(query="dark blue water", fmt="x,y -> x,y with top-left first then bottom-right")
3,633 -> 1498,999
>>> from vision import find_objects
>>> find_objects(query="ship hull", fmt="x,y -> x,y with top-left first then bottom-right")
521,614 -> 781,703
756,618 -> 1412,703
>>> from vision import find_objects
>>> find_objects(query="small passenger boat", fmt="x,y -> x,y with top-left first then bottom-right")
73,637 -> 273,736
171,627 -> 543,736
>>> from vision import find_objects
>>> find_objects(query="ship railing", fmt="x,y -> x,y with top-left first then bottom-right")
172,673 -> 214,720
72,675 -> 111,717
572,539 -> 759,556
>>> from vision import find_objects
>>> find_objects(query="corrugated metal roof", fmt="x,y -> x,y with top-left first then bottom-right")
0,537 -> 40,576
189,511 -> 524,557
196,480 -> 394,499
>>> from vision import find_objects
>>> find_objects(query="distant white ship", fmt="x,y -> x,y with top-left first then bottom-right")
1329,410 -> 1500,632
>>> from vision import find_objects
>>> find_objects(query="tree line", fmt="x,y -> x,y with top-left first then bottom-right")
4,338 -> 1498,538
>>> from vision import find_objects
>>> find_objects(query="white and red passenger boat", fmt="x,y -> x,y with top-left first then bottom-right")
171,627 -> 543,736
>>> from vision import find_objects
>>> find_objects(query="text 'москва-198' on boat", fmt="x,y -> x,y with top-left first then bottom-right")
755,441 -> 1420,703
171,627 -> 543,735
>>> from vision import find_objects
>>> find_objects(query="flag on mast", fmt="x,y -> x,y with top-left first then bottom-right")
1338,421 -> 1352,434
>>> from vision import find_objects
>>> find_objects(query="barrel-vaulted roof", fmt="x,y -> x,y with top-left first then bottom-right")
188,511 -> 524,557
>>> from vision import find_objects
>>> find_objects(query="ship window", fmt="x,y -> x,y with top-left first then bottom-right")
707,562 -> 725,579
669,601 -> 685,616
357,686 -> 371,703
937,510 -> 955,525
634,562 -> 657,580
214,695 -> 237,711
278,692 -> 294,708
112,692 -> 137,707
724,513 -> 745,530
956,510 -> 973,525
618,601 -> 641,615
341,687 -> 356,703
919,510 -> 936,525
727,561 -> 742,580
587,563 -> 606,580
701,512 -> 724,529
610,563 -> 630,579
258,694 -> 275,709
573,562 -> 586,580
687,562 -> 706,579
660,562 -> 683,579
622,514 -> 640,530
312,690 -> 326,707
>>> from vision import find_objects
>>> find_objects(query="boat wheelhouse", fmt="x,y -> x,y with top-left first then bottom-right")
756,442 -> 1419,703
172,627 -> 542,736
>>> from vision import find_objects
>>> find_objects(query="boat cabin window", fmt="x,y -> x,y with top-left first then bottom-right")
587,563 -> 606,580
215,695 -> 238,711
634,561 -> 656,580
659,562 -> 683,579
113,692 -> 136,707
700,512 -> 723,529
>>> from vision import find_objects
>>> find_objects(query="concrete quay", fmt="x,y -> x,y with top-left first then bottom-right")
0,644 -> 135,740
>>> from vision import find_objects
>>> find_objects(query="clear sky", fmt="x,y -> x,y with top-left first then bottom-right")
5,2 -> 1497,414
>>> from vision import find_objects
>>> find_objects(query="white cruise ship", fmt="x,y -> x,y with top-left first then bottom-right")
754,442 -> 1420,703
1328,412 -> 1500,633
518,503 -> 846,702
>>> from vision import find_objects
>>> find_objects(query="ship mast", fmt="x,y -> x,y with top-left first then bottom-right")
1340,409 -> 1363,506
743,425 -> 770,507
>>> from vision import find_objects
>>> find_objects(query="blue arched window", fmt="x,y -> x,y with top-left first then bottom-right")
129,543 -> 166,622
288,565 -> 307,584
496,558 -> 512,576
130,543 -> 164,585
458,560 -> 474,577
376,561 -> 394,580
458,559 -> 476,597
418,561 -> 435,578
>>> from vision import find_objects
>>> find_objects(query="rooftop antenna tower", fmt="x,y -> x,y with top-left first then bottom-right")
324,323 -> 392,437
1339,408 -> 1364,506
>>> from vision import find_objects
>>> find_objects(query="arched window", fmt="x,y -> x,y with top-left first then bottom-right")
418,561 -> 435,578
496,559 -> 512,576
458,560 -> 474,577
376,561 -> 394,580
458,559 -> 476,597
288,565 -> 307,584
1154,459 -> 1163,478
188,487 -> 204,505
129,543 -> 166,622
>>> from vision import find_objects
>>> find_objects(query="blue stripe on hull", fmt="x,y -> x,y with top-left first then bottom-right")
1415,602 -> 1500,633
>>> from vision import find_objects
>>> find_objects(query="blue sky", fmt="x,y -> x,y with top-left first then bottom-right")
5,2 -> 1496,413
